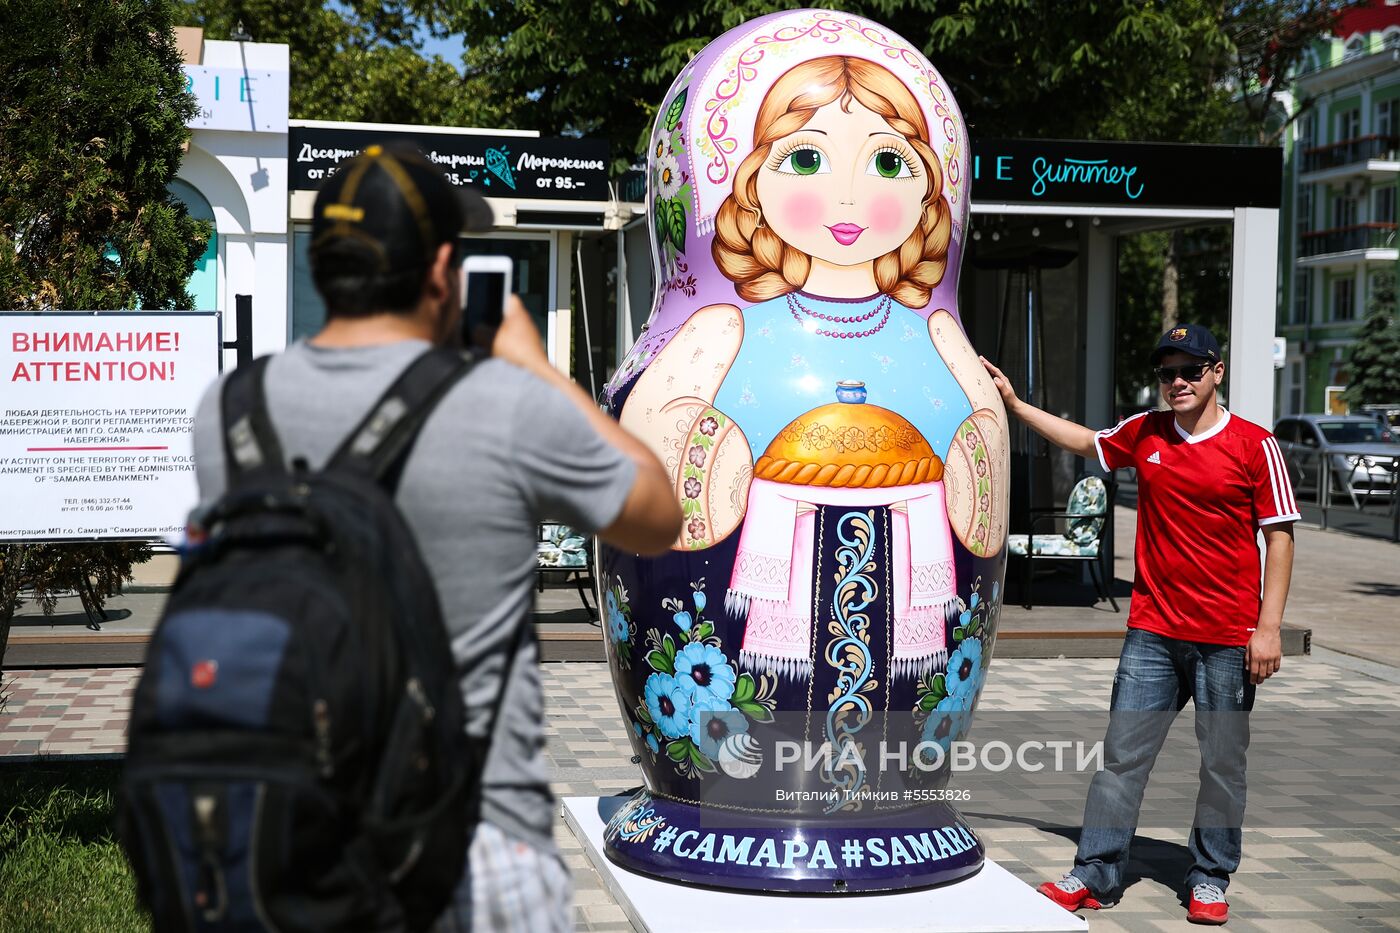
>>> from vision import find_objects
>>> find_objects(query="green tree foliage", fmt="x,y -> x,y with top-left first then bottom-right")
1114,228 -> 1232,413
175,1 -> 1349,163
428,0 -> 1278,171
1220,0 -> 1352,146
0,0 -> 206,663
923,0 -> 1236,142
1342,271 -> 1400,409
0,0 -> 206,310
180,0 -> 474,125
1115,233 -> 1174,410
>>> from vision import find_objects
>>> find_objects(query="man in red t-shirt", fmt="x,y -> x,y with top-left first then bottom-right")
982,324 -> 1296,926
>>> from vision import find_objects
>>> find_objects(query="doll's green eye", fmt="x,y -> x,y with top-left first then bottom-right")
779,147 -> 827,176
869,149 -> 912,179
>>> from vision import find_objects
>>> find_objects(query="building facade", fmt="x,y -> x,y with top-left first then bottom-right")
1279,5 -> 1400,416
174,28 -> 291,368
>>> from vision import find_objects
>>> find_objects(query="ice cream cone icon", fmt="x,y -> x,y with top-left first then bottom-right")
485,146 -> 515,189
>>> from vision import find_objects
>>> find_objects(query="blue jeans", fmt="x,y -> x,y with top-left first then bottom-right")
1071,628 -> 1255,899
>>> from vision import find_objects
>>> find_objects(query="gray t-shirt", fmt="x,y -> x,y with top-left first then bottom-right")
191,339 -> 635,854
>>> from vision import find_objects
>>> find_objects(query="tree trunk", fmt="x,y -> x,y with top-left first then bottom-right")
0,607 -> 12,674
0,544 -> 30,672
1161,231 -> 1180,334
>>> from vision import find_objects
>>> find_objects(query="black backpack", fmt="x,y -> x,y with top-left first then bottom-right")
121,347 -> 504,932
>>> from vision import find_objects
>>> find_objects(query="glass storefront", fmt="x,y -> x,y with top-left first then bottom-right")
289,228 -> 321,341
457,236 -> 552,341
289,229 -> 553,344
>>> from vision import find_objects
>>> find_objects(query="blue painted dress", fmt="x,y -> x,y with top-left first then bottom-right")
711,291 -> 970,688
712,292 -> 972,463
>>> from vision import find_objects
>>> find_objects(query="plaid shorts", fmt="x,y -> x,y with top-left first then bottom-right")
433,822 -> 574,933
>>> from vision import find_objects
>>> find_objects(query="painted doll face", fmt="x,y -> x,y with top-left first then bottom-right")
754,96 -> 927,271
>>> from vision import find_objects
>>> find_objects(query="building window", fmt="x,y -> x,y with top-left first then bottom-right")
1386,28 -> 1400,51
1332,194 -> 1358,228
1377,98 -> 1398,137
1297,185 -> 1313,233
1336,107 -> 1361,142
1293,269 -> 1312,325
290,228 -> 326,342
289,229 -> 555,346
456,236 -> 553,341
1332,276 -> 1355,322
1343,36 -> 1366,61
1376,185 -> 1397,225
1289,361 -> 1303,415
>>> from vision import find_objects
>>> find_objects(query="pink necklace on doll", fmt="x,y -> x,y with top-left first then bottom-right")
785,292 -> 893,339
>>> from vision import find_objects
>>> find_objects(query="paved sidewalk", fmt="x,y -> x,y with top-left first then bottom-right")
4,658 -> 1399,932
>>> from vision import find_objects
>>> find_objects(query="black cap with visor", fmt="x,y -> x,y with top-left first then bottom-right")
309,141 -> 494,288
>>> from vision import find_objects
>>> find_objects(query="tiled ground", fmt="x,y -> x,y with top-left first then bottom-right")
0,668 -> 137,756
3,658 -> 1399,931
547,658 -> 1400,933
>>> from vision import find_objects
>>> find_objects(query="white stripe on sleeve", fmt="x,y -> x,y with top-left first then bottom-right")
1281,439 -> 1297,513
1267,437 -> 1298,515
1260,437 -> 1285,517
1093,435 -> 1111,474
1093,411 -> 1151,473
1260,437 -> 1301,521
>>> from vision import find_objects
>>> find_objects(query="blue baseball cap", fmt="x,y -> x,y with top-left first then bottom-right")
1150,323 -> 1221,365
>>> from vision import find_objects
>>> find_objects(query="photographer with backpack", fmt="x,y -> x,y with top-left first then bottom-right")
121,143 -> 680,932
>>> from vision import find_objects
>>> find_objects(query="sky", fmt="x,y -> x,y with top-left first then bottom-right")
418,23 -> 465,73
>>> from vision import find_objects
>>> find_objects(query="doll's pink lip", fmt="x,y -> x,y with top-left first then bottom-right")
826,223 -> 866,245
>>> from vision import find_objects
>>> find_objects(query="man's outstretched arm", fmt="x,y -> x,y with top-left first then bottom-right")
980,356 -> 1097,460
494,297 -> 681,556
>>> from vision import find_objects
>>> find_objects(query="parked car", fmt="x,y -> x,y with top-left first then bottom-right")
1273,415 -> 1400,500
1359,405 -> 1400,443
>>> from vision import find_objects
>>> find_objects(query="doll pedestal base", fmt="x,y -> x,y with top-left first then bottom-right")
563,796 -> 1087,933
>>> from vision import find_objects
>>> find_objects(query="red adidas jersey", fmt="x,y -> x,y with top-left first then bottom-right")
1095,409 -> 1299,646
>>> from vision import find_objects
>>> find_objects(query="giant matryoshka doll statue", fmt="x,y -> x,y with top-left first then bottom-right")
599,9 -> 1009,893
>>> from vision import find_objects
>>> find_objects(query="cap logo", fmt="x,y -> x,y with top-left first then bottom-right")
322,204 -> 364,222
1169,328 -> 1188,342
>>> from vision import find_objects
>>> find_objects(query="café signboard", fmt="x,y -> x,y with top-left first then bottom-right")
290,125 -> 611,202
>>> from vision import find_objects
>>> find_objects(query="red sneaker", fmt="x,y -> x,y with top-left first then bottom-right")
1037,874 -> 1115,911
1187,883 -> 1229,925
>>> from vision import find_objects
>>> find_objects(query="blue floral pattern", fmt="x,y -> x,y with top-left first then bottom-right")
918,693 -> 973,764
912,577 -> 998,769
675,643 -> 737,703
645,673 -> 695,739
1066,475 -> 1108,545
631,579 -> 777,778
1007,477 -> 1108,556
537,523 -> 589,567
944,636 -> 983,700
604,576 -> 635,670
689,696 -> 749,758
1006,534 -> 1099,558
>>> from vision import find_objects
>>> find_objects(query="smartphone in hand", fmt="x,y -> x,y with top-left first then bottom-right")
461,255 -> 512,352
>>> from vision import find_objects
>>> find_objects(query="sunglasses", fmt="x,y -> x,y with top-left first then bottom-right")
1154,363 -> 1217,384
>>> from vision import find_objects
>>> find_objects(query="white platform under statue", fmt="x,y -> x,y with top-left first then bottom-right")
563,797 -> 1088,933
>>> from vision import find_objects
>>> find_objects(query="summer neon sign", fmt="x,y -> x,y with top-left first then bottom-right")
969,139 -> 1281,209
975,153 -> 1143,200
